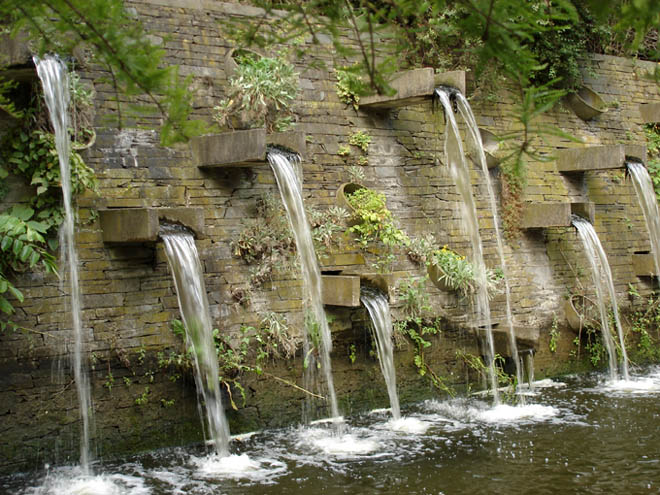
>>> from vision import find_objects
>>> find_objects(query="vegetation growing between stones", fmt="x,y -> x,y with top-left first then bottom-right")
213,52 -> 300,132
231,193 -> 347,288
345,186 -> 408,272
394,277 -> 455,396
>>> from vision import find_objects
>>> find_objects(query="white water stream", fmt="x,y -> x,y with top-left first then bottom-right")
161,227 -> 231,456
435,89 -> 499,403
360,287 -> 400,420
572,216 -> 629,381
34,55 -> 93,471
628,161 -> 660,280
267,150 -> 340,422
454,93 -> 524,392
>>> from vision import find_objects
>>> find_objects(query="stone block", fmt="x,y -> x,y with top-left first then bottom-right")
633,253 -> 657,277
570,202 -> 595,224
624,144 -> 647,164
434,70 -> 467,96
520,202 -> 571,229
191,129 -> 266,167
361,68 -> 435,109
556,145 -> 625,172
100,207 -> 205,242
322,275 -> 360,307
344,271 -> 410,303
267,131 -> 307,160
639,103 -> 660,123
99,209 -> 159,243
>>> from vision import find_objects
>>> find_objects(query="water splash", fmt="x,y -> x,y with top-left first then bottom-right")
571,216 -> 629,380
435,89 -> 499,403
161,227 -> 231,456
360,287 -> 400,420
627,160 -> 660,280
266,150 -> 340,422
34,55 -> 92,471
454,92 -> 524,395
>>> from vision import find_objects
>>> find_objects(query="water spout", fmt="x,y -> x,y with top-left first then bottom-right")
267,150 -> 341,423
360,287 -> 400,420
34,55 -> 93,471
435,88 -> 499,404
571,215 -> 629,381
161,226 -> 231,456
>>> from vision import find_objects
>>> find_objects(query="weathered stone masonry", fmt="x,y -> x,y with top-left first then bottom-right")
1,0 -> 660,473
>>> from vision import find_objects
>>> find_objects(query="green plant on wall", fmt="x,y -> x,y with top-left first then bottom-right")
335,65 -> 366,110
232,194 -> 347,287
213,52 -> 299,132
345,186 -> 408,272
0,76 -> 97,328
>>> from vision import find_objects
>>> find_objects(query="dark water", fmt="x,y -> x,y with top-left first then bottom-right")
4,369 -> 660,494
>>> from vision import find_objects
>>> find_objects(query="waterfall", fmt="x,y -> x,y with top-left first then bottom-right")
572,216 -> 630,381
435,89 -> 499,403
360,287 -> 400,420
627,161 -> 660,280
34,55 -> 93,471
161,227 -> 231,456
267,150 -> 340,422
454,93 -> 524,394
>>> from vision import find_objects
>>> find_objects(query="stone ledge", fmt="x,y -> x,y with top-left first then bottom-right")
191,130 -> 307,167
556,145 -> 625,173
100,208 -> 205,243
633,253 -> 657,277
520,202 -> 571,229
639,103 -> 660,123
322,275 -> 360,307
359,68 -> 467,110
191,129 -> 266,167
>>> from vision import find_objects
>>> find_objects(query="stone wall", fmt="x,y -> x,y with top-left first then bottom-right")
1,0 -> 660,473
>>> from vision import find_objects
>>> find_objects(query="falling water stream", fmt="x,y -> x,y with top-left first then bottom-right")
34,55 -> 92,471
572,216 -> 630,381
267,150 -> 340,422
628,160 -> 660,280
360,287 -> 400,420
161,226 -> 231,456
454,92 -> 524,393
435,89 -> 499,403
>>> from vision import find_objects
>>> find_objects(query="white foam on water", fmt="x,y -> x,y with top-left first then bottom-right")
531,379 -> 567,388
600,377 -> 660,394
387,417 -> 430,434
299,427 -> 380,457
477,404 -> 559,423
425,399 -> 559,426
24,468 -> 148,495
192,453 -> 287,482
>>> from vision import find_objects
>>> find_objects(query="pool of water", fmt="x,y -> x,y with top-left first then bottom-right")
4,368 -> 660,494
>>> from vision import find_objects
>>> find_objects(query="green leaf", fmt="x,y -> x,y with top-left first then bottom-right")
19,245 -> 31,262
0,295 -> 14,315
0,279 -> 6,293
8,285 -> 23,302
1,236 -> 11,251
10,205 -> 34,221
